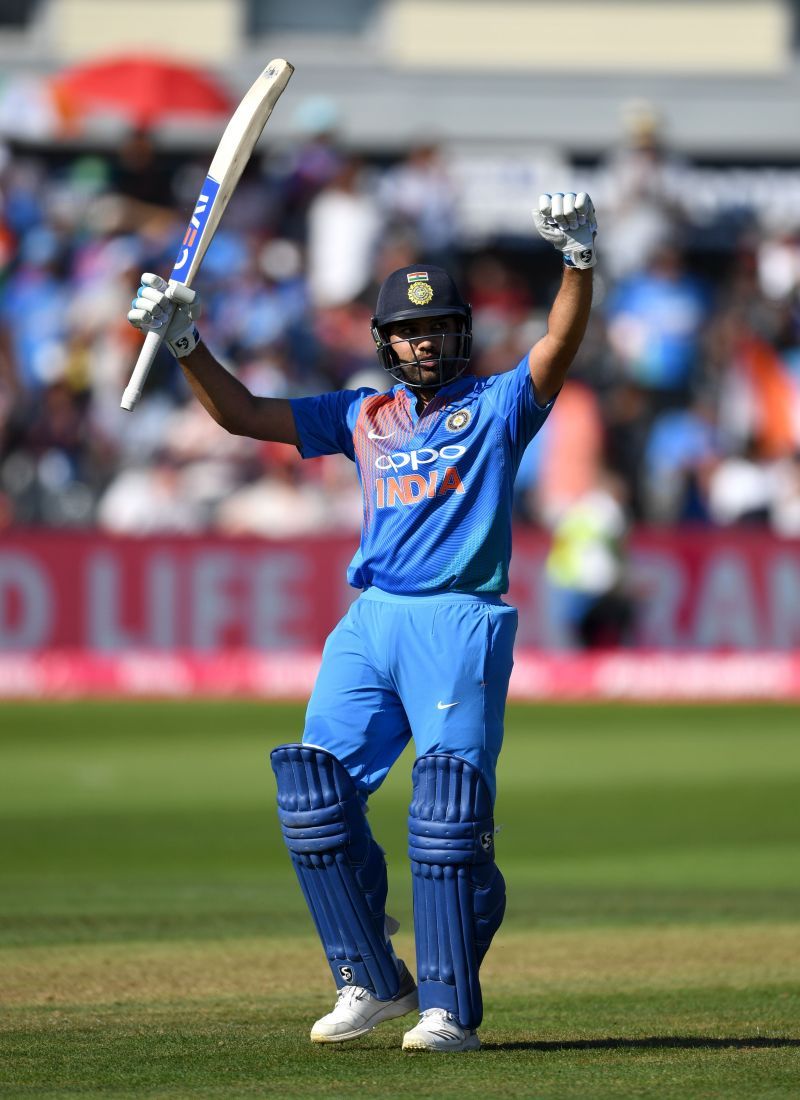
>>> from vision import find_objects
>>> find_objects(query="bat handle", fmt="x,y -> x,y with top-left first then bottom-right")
120,328 -> 167,410
120,295 -> 179,411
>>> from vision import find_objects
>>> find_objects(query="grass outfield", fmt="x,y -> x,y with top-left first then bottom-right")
1,701 -> 799,1099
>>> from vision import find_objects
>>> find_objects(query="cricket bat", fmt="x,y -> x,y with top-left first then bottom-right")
121,58 -> 294,411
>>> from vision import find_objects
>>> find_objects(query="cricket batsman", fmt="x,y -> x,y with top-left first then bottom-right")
128,192 -> 597,1052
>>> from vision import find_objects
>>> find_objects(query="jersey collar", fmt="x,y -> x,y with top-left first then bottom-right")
398,372 -> 474,405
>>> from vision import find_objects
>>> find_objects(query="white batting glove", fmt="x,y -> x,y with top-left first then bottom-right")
533,192 -> 597,270
128,273 -> 201,358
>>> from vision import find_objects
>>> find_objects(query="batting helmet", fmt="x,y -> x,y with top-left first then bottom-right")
370,265 -> 472,389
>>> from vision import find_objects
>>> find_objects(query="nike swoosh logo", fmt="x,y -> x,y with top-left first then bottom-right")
437,701 -> 459,710
368,429 -> 395,440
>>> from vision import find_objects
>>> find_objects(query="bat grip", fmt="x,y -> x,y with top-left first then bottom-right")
120,329 -> 167,410
121,290 -> 182,411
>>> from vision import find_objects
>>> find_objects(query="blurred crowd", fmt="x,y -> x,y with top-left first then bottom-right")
2,102 -> 800,547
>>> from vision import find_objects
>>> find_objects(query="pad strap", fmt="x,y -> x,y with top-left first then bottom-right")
409,754 -> 506,1028
271,744 -> 400,999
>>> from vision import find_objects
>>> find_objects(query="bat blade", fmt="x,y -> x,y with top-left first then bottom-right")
121,59 -> 294,411
170,59 -> 294,287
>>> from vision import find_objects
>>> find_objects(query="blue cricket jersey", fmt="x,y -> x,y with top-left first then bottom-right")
290,356 -> 555,595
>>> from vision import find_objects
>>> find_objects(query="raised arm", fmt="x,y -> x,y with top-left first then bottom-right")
127,273 -> 299,444
529,192 -> 597,404
529,266 -> 593,404
178,341 -> 298,443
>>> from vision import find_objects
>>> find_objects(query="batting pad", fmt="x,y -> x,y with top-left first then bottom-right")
409,753 -> 506,1028
271,744 -> 401,1000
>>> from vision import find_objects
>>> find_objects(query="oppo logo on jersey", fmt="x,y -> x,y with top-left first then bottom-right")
374,444 -> 466,509
375,444 -> 466,472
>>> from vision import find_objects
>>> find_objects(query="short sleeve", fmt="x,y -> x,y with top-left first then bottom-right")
484,355 -> 556,459
289,388 -> 374,461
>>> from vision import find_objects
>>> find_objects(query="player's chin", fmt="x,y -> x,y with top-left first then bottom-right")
398,362 -> 438,387
415,360 -> 440,381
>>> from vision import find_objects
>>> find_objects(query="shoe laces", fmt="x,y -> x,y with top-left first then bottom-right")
336,984 -> 369,1006
420,1007 -> 457,1024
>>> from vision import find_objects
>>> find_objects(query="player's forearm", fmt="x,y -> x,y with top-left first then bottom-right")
179,341 -> 298,444
529,267 -> 593,402
178,341 -> 254,432
546,266 -> 593,355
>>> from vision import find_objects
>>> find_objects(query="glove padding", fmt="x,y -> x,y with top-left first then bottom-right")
533,192 -> 597,270
128,273 -> 201,358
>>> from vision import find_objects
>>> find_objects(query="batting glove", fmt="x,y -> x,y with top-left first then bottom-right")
532,192 -> 597,270
128,273 -> 201,358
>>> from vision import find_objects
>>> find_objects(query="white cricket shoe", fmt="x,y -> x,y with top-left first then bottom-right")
402,1008 -> 481,1052
310,961 -> 418,1043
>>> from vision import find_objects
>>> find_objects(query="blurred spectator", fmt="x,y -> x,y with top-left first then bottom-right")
2,377 -> 96,526
280,96 -> 345,239
205,237 -> 309,365
111,128 -> 173,209
528,380 -> 606,525
0,224 -> 71,390
215,442 -> 329,537
544,470 -> 635,650
313,300 -> 378,386
716,324 -> 800,461
642,400 -> 718,523
602,101 -> 686,281
770,453 -> 800,536
466,254 -> 537,370
1,154 -> 47,238
757,230 -> 800,303
306,156 -> 382,308
707,438 -> 776,527
97,455 -> 207,534
602,381 -> 652,520
606,244 -> 708,406
378,143 -> 459,266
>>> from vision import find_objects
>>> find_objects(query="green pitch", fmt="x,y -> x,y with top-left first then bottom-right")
1,701 -> 799,1099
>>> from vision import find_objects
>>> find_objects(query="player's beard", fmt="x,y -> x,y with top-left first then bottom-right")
392,333 -> 470,390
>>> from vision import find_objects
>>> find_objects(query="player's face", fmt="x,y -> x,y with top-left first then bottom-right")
386,315 -> 462,387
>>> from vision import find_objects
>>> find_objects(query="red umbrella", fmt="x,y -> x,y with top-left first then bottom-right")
51,54 -> 233,130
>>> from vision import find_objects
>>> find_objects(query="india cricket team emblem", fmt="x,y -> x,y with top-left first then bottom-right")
445,408 -> 471,433
407,270 -> 434,306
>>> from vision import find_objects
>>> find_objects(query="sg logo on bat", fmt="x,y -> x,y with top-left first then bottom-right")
171,175 -> 221,280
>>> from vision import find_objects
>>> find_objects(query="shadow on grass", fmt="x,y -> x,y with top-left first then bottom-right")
488,1036 -> 800,1051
